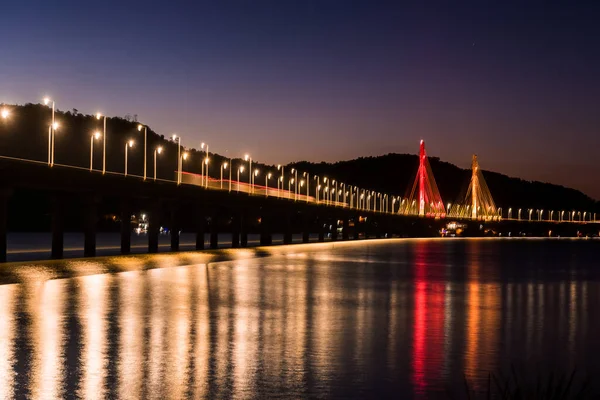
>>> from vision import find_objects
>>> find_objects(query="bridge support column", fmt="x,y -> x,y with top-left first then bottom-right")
83,196 -> 98,257
283,213 -> 292,245
331,216 -> 338,241
148,200 -> 161,253
318,215 -> 325,242
353,214 -> 360,240
170,206 -> 180,252
342,217 -> 349,240
210,210 -> 219,249
0,189 -> 11,263
195,210 -> 205,250
120,200 -> 131,255
231,212 -> 240,248
241,213 -> 248,247
375,219 -> 382,239
260,212 -> 272,246
52,195 -> 65,259
302,213 -> 310,243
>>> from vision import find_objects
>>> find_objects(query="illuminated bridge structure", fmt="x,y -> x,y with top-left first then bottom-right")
0,140 -> 597,262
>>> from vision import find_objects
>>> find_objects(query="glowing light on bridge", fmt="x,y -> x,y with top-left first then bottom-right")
400,140 -> 445,217
449,155 -> 498,220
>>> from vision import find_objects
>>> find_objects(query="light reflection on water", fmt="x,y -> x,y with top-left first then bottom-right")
0,238 -> 599,398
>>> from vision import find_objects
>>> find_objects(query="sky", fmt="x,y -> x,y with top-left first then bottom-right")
1,1 -> 599,197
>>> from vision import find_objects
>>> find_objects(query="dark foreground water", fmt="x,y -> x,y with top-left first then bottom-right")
0,238 -> 599,399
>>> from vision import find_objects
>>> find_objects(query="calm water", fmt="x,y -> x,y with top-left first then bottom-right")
0,238 -> 599,398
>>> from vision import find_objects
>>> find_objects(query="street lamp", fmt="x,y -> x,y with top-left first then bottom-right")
204,157 -> 210,188
291,168 -> 298,201
289,178 -> 295,199
124,139 -> 134,177
314,176 -> 320,203
201,142 -> 209,186
96,113 -> 107,174
90,131 -> 101,171
179,152 -> 188,184
172,134 -> 181,183
221,162 -> 228,189
0,108 -> 8,120
237,166 -> 245,192
245,154 -> 252,193
265,172 -> 272,196
43,97 -> 56,166
303,172 -> 310,203
154,146 -> 162,181
137,124 -> 148,180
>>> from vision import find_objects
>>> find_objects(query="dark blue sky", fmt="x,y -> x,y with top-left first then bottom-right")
1,1 -> 599,197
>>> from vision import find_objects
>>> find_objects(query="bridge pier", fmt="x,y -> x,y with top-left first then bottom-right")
210,210 -> 219,249
148,200 -> 161,253
331,216 -> 339,241
375,218 -> 382,239
231,212 -> 240,248
342,217 -> 349,240
195,210 -> 205,250
83,195 -> 98,257
51,195 -> 65,259
0,189 -> 11,263
120,200 -> 131,255
283,213 -> 292,245
240,212 -> 248,247
170,206 -> 180,252
318,215 -> 325,242
353,214 -> 360,240
260,212 -> 272,246
302,213 -> 310,243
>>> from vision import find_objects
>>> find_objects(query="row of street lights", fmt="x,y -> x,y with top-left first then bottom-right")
2,99 -> 598,223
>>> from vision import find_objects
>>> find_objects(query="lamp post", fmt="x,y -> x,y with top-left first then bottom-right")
291,168 -> 298,201
221,162 -> 228,189
204,158 -> 209,188
0,108 -> 9,120
277,165 -> 284,198
179,152 -> 188,184
43,97 -> 56,166
323,178 -> 328,205
90,131 -> 101,171
124,139 -> 134,177
528,209 -> 533,221
228,158 -> 232,192
137,124 -> 147,180
172,135 -> 181,183
237,166 -> 245,193
254,169 -> 259,194
245,154 -> 252,193
314,176 -> 320,203
201,143 -> 209,186
96,113 -> 107,174
265,172 -> 272,196
303,172 -> 310,202
289,178 -> 294,199
154,146 -> 162,181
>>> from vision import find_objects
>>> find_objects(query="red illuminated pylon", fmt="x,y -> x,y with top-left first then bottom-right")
400,140 -> 446,217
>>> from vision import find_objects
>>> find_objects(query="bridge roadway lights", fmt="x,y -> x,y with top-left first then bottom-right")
51,194 -> 65,259
0,189 -> 11,263
83,195 -> 98,257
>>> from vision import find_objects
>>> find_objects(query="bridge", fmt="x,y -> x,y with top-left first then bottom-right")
0,102 -> 597,262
